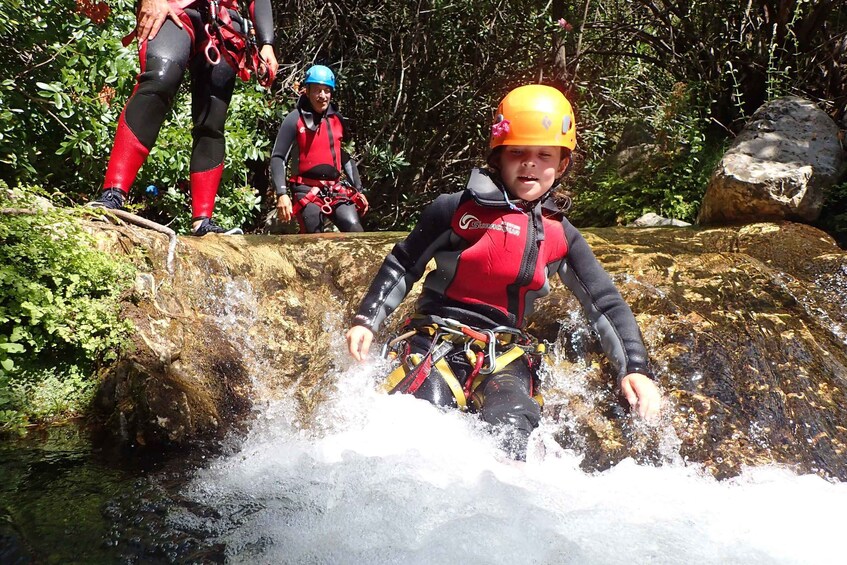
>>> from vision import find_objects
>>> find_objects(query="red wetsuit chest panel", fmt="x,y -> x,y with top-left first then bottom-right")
296,113 -> 344,174
444,200 -> 568,323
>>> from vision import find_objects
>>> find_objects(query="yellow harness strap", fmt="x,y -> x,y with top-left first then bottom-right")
385,353 -> 422,392
464,345 -> 528,395
384,352 -> 468,410
433,358 -> 467,410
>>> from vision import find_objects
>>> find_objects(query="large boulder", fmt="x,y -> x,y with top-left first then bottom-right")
698,96 -> 845,224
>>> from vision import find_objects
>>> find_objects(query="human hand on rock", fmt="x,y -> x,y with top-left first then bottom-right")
620,372 -> 662,421
346,325 -> 373,362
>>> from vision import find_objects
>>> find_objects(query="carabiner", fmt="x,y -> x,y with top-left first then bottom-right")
478,330 -> 498,374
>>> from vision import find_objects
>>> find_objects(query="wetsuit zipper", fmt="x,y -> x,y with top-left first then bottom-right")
506,208 -> 538,325
325,118 -> 339,171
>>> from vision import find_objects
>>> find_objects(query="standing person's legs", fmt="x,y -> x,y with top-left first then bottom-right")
292,186 -> 326,233
331,202 -> 364,232
96,18 -> 192,207
187,19 -> 238,230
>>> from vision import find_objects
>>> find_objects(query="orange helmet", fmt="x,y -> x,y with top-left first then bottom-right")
489,85 -> 576,151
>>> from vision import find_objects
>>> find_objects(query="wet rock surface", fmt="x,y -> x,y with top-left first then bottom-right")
89,219 -> 847,481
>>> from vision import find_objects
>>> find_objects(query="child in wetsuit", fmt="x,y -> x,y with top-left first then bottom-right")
346,84 -> 661,459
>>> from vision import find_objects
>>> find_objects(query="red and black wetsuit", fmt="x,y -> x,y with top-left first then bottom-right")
269,96 -> 363,233
102,0 -> 274,221
354,168 -> 653,457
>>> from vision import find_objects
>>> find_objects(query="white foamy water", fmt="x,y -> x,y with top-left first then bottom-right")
176,350 -> 845,565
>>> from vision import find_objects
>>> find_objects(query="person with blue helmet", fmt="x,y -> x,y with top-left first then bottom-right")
270,64 -> 368,233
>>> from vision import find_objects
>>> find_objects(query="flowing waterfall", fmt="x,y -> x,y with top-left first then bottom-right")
170,286 -> 846,564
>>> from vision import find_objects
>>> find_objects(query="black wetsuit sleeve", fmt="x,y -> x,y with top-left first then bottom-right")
556,218 -> 652,382
269,110 -> 299,195
354,192 -> 463,331
251,0 -> 274,46
341,150 -> 362,191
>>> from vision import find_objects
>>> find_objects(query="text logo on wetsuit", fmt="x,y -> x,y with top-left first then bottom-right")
458,213 -> 521,236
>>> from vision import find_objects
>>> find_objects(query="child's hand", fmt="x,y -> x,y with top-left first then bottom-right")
620,373 -> 662,421
346,325 -> 374,362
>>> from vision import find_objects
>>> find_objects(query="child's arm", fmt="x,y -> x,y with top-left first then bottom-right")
557,218 -> 661,418
347,192 -> 462,358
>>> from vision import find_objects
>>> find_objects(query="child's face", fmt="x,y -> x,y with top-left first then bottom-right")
497,145 -> 569,202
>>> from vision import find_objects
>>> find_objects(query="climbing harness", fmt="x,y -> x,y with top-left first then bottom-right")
382,316 -> 548,411
200,0 -> 274,87
122,0 -> 274,87
289,177 -> 368,217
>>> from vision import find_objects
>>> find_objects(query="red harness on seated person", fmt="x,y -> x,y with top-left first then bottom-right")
289,177 -> 368,217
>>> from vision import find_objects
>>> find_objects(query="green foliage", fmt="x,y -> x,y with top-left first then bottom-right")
361,143 -> 410,183
570,83 -> 726,226
2,1 -> 844,233
815,181 -> 847,249
0,183 -> 135,432
0,0 -> 136,190
358,142 -> 412,227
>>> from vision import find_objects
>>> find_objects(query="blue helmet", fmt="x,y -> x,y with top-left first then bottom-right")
303,65 -> 336,90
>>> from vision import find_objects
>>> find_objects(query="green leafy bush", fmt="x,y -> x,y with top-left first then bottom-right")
570,83 -> 726,226
0,0 -> 136,191
816,181 -> 847,249
0,183 -> 135,432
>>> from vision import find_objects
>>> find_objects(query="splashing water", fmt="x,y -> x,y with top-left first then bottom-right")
172,327 -> 845,564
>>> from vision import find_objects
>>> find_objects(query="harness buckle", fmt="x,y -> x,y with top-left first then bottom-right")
243,16 -> 254,43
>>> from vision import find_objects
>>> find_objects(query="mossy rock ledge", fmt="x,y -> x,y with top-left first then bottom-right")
87,219 -> 847,481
